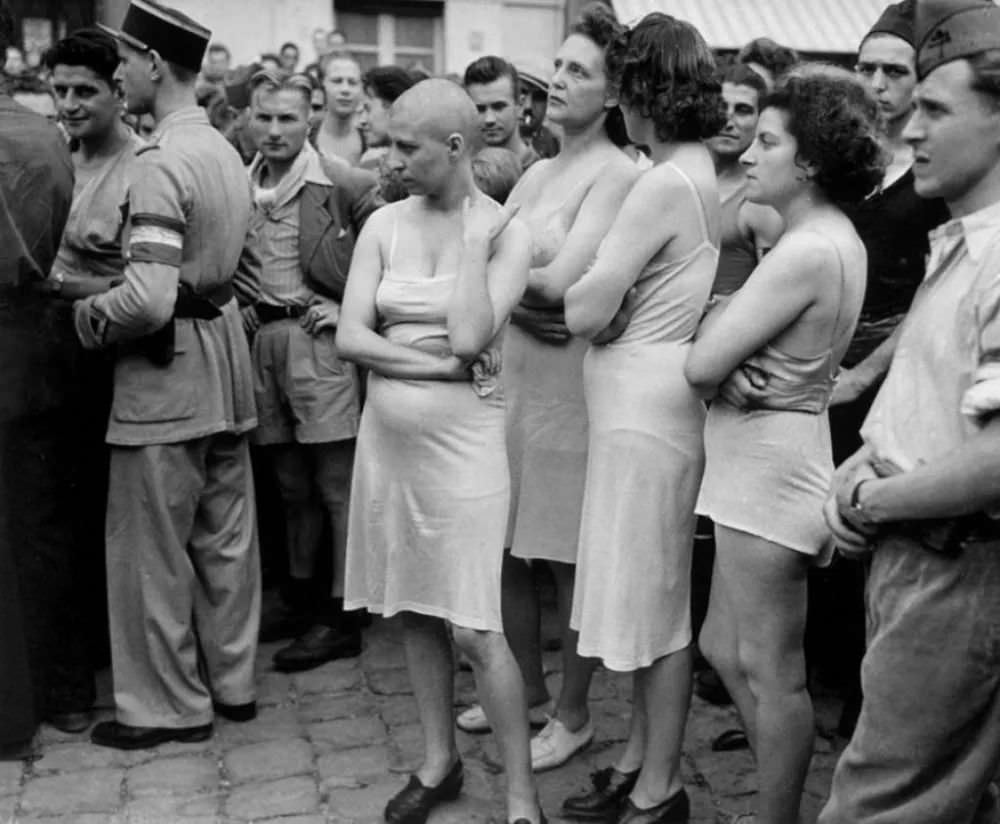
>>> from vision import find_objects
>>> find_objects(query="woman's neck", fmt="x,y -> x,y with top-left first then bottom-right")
77,119 -> 131,163
778,185 -> 833,230
556,115 -> 614,161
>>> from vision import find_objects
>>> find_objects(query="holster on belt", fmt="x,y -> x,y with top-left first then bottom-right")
125,281 -> 235,366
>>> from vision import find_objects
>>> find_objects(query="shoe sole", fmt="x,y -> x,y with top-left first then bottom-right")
532,734 -> 594,773
457,713 -> 549,735
91,725 -> 212,750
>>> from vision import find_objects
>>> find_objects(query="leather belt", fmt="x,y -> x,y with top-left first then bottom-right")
893,512 -> 1000,556
174,282 -> 234,319
256,303 -> 308,324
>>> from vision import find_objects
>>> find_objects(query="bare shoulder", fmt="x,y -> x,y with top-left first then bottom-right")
764,228 -> 843,281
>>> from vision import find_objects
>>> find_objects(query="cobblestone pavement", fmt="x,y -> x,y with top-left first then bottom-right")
0,617 -> 846,824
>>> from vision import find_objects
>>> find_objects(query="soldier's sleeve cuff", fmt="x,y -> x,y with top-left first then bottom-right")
74,297 -> 110,350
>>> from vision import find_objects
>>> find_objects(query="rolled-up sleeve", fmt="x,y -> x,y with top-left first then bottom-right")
962,273 -> 1000,422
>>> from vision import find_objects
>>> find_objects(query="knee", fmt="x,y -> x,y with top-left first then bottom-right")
699,620 -> 738,678
452,626 -> 501,668
737,640 -> 807,699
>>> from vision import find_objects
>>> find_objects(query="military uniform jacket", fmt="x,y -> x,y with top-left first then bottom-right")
75,106 -> 257,446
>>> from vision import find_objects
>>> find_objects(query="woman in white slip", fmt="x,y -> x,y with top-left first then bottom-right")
686,68 -> 882,824
562,13 -> 724,824
456,1 -> 642,775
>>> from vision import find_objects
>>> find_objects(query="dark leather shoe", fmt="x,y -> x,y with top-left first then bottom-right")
213,701 -> 257,722
273,624 -> 362,673
616,789 -> 689,824
562,766 -> 640,820
46,711 -> 92,734
384,759 -> 463,824
91,720 -> 212,750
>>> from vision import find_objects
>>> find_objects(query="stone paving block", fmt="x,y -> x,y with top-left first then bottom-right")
127,755 -> 220,797
317,745 -> 390,788
365,667 -> 412,696
323,779 -> 400,821
224,738 -> 314,784
217,705 -> 302,747
256,671 -> 294,707
0,759 -> 23,795
298,692 -> 375,724
378,695 -> 420,726
124,791 -> 221,821
225,775 -> 321,819
32,742 -> 133,773
20,815 -> 127,824
20,768 -> 125,816
293,660 -> 362,696
310,716 -> 386,752
255,816 -> 327,824
0,795 -> 17,822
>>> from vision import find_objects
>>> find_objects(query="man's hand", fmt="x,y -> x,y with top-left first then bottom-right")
511,304 -> 571,344
301,298 -> 340,336
823,494 -> 873,559
592,287 -> 639,345
826,453 -> 880,558
463,196 -> 520,245
241,304 -> 260,337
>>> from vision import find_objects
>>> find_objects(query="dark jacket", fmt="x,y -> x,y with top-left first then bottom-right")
298,155 -> 381,302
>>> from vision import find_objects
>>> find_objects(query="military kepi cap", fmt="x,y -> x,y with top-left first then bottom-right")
864,0 -> 916,46
99,0 -> 211,73
914,0 -> 1000,79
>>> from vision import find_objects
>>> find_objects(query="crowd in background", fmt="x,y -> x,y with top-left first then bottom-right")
3,0 -> 1000,823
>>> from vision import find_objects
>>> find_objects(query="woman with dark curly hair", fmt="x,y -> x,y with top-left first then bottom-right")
562,13 -> 723,824
454,1 -> 642,775
685,67 -> 882,824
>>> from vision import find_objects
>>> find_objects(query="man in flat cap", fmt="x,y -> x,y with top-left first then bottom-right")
822,0 -> 1000,820
81,0 -> 262,749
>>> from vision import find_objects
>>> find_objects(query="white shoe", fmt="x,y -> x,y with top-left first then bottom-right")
456,701 -> 553,734
530,716 -> 594,771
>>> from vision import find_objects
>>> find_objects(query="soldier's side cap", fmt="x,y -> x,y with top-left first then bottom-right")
915,0 -> 1000,79
97,0 -> 211,73
863,0 -> 916,47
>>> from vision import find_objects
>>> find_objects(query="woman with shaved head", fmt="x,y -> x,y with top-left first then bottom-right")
336,79 -> 545,824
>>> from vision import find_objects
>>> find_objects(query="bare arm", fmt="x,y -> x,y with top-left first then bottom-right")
740,201 -> 784,261
830,326 -> 900,406
335,207 -> 467,381
448,199 -> 530,359
684,233 -> 832,396
525,162 -> 640,305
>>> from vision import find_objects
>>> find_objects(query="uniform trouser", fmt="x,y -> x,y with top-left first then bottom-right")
107,432 -> 261,728
818,532 -> 1000,824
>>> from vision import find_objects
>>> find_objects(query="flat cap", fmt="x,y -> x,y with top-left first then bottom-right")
99,0 -> 211,73
864,0 -> 917,47
914,0 -> 1000,79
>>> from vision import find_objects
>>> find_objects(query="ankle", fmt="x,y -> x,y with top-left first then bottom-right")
416,752 -> 459,786
553,706 -> 589,733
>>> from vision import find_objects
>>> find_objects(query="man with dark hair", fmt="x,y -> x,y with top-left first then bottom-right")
279,41 -> 300,73
82,0 -> 262,750
736,36 -> 799,89
202,41 -> 230,85
358,65 -> 417,177
464,55 -> 539,170
822,0 -> 1000,820
0,0 -> 75,753
244,70 -> 380,672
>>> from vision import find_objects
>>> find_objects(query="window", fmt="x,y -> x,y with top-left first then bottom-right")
335,2 -> 443,74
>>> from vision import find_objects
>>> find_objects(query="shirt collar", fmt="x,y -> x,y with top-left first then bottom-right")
249,140 -> 330,211
929,198 -> 1000,264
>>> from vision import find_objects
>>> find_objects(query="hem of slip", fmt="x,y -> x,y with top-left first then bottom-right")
695,507 -> 827,559
344,598 -> 502,633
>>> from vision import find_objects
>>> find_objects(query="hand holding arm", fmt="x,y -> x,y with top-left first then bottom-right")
830,327 -> 901,406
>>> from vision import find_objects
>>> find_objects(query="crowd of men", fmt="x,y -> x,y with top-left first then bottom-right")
2,0 -> 1000,821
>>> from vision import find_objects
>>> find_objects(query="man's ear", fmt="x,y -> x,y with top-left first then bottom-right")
147,49 -> 164,82
447,132 -> 465,158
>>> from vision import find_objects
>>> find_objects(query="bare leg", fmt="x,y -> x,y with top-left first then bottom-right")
699,546 -> 759,749
312,440 -> 355,600
550,560 -> 598,732
616,676 -> 646,773
401,612 -> 459,785
501,552 -> 550,707
270,444 -> 322,580
714,525 -> 813,824
630,647 -> 692,808
454,625 -> 540,823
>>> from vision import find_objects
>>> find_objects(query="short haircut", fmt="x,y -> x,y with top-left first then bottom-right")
737,37 -> 799,80
320,50 -> 360,77
44,27 -> 119,87
463,55 -> 520,98
721,62 -> 768,98
609,12 -> 725,142
472,147 -> 522,203
207,42 -> 230,59
363,65 -> 417,104
250,68 -> 312,110
969,49 -> 1000,109
259,52 -> 281,67
763,66 -> 884,203
280,41 -> 299,54
570,2 -> 630,147
167,62 -> 199,84
0,2 -> 13,55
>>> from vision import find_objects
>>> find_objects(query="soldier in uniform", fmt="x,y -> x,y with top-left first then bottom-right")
78,0 -> 261,750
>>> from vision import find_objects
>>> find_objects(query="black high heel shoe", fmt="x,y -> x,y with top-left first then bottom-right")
384,759 -> 463,824
616,788 -> 689,824
562,765 -> 640,820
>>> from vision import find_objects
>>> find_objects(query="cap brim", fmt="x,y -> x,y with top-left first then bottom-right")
518,72 -> 549,94
96,22 -> 150,53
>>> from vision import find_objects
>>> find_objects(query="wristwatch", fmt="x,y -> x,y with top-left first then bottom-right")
850,478 -> 876,527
